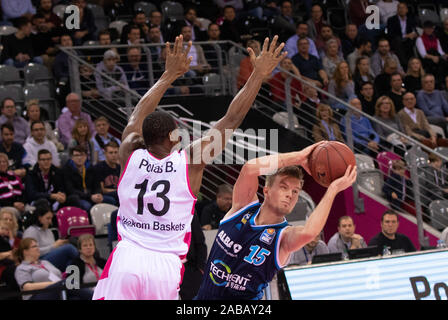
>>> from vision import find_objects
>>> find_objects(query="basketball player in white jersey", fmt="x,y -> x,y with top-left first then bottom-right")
93,35 -> 288,300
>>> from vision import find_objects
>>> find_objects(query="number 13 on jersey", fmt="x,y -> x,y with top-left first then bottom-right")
134,179 -> 171,216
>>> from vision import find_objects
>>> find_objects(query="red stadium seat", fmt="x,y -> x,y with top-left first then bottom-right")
376,151 -> 401,177
56,206 -> 96,239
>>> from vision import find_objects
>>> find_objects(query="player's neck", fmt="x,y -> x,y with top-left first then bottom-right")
147,144 -> 172,159
257,204 -> 285,226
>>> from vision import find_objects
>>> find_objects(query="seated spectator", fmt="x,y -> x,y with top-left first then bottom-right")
0,207 -> 21,246
312,104 -> 344,143
68,119 -> 97,167
22,202 -> 78,272
14,237 -> 92,300
219,5 -> 241,44
306,3 -> 326,41
268,57 -> 302,108
23,120 -> 60,168
387,73 -> 406,112
341,24 -> 359,59
181,25 -> 211,77
404,57 -> 425,94
370,38 -> 404,77
347,38 -> 372,74
374,57 -> 399,96
373,95 -> 408,155
1,17 -> 43,68
0,153 -> 25,213
30,13 -> 58,68
25,99 -> 63,151
421,153 -> 448,208
95,50 -> 129,101
292,37 -> 329,88
120,11 -> 149,44
24,149 -> 67,211
69,234 -> 106,291
296,84 -> 321,135
368,209 -> 416,255
358,81 -> 377,117
340,98 -> 380,157
237,39 -> 260,89
353,56 -> 375,95
398,92 -> 448,149
64,0 -> 96,46
202,23 -> 229,74
328,216 -> 367,255
1,0 -> 35,23
315,25 -> 342,60
272,0 -> 297,42
328,61 -> 356,112
37,0 -> 62,37
416,21 -> 448,84
416,74 -> 448,137
285,22 -> 319,59
200,184 -> 233,230
0,123 -> 27,178
93,141 -> 120,206
84,29 -> 114,66
175,6 -> 207,42
53,33 -> 74,91
0,219 -> 19,293
147,25 -> 164,67
91,116 -> 121,162
348,0 -> 369,28
57,92 -> 95,148
79,63 -> 101,100
289,234 -> 329,266
322,39 -> 344,78
0,98 -> 30,145
122,46 -> 150,96
62,146 -> 103,213
148,10 -> 167,41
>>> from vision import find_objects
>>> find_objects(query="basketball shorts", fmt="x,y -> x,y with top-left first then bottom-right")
92,240 -> 183,300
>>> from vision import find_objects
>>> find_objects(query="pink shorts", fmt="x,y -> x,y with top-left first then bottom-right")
92,240 -> 183,300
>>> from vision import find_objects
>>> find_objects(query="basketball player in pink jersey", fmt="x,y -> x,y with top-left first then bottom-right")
93,35 -> 288,300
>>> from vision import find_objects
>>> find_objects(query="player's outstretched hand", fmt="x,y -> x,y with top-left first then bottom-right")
328,165 -> 357,193
165,35 -> 193,79
298,141 -> 327,176
249,35 -> 287,78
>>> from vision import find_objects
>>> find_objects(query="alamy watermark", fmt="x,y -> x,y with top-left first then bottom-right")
64,5 -> 80,30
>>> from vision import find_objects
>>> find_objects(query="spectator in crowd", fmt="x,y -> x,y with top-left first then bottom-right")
397,92 -> 448,149
368,209 -> 416,254
0,207 -> 21,246
149,10 -> 167,41
57,92 -> 95,149
353,56 -> 375,94
95,49 -> 129,101
273,0 -> 297,41
69,234 -> 106,291
327,216 -> 367,254
341,24 -> 359,58
285,22 -> 319,59
377,0 -> 399,26
53,33 -> 74,97
79,63 -> 101,100
404,57 -> 425,94
91,116 -> 121,163
296,84 -> 321,134
306,3 -> 326,41
340,98 -> 380,156
219,5 -> 241,44
179,214 -> 207,300
181,25 -> 211,77
26,99 -> 64,151
200,184 -> 233,230
328,61 -> 356,112
421,153 -> 448,207
358,81 -> 377,117
22,201 -> 78,271
14,237 -> 92,300
347,38 -> 372,74
322,38 -> 344,78
24,149 -> 66,211
348,0 -> 369,28
386,1 -> 418,69
292,37 -> 329,88
312,104 -> 344,143
0,123 -> 27,178
62,146 -> 103,213
122,46 -> 150,96
0,218 -> 19,294
121,24 -> 142,46
1,0 -> 35,23
175,6 -> 206,42
289,234 -> 329,266
0,153 -> 25,213
68,119 -> 97,167
268,57 -> 302,108
30,13 -> 58,68
416,74 -> 448,137
214,0 -> 243,11
387,72 -> 406,112
374,57 -> 400,96
120,11 -> 149,44
202,23 -> 229,74
370,38 -> 404,77
147,25 -> 163,64
37,0 -> 62,36
0,98 -> 30,145
315,25 -> 341,59
64,0 -> 96,45
86,29 -> 113,65
438,18 -> 448,54
237,39 -> 261,89
416,20 -> 448,84
23,121 -> 60,168
93,141 -> 120,206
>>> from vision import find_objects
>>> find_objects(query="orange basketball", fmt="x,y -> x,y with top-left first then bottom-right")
308,141 -> 356,187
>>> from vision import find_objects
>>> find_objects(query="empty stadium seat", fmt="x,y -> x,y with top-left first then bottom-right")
0,25 -> 17,36
134,1 -> 157,16
327,8 -> 347,33
52,4 -> 67,19
418,7 -> 440,25
109,20 -> 128,36
441,8 -> 448,21
203,73 -> 221,96
56,206 -> 96,238
404,147 -> 428,167
430,124 -> 445,138
24,83 -> 57,120
429,200 -> 448,230
24,63 -> 52,84
197,17 -> 212,30
376,151 -> 401,177
0,65 -> 21,85
434,147 -> 448,165
355,153 -> 376,172
441,226 -> 448,244
161,1 -> 184,21
0,84 -> 24,105
288,191 -> 315,222
90,203 -> 119,235
356,170 -> 384,197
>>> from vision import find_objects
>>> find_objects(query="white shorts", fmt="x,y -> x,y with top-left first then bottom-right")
92,240 -> 183,300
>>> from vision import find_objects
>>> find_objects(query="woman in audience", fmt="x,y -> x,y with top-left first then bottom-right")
403,57 -> 425,94
14,238 -> 92,300
68,119 -> 97,167
0,207 -> 21,248
312,104 -> 344,142
353,56 -> 375,94
322,38 -> 344,78
0,153 -> 26,214
22,201 -> 78,272
69,234 -> 106,291
328,61 -> 356,113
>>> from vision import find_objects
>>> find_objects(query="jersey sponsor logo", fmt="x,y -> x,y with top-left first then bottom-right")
121,216 -> 185,231
138,159 -> 176,174
241,213 -> 251,225
209,259 -> 250,291
217,230 -> 243,255
259,228 -> 276,245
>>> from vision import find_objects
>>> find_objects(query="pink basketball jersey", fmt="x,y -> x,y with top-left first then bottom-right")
117,149 -> 197,257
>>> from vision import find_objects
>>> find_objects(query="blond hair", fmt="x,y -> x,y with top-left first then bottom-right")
0,207 -> 19,237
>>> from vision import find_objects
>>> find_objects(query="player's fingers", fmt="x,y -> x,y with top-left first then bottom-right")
273,42 -> 285,58
247,47 -> 255,60
165,41 -> 171,55
269,35 -> 279,53
184,40 -> 192,56
176,35 -> 183,54
262,37 -> 269,53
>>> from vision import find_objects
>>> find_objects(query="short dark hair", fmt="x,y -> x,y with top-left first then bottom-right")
338,215 -> 354,226
217,184 -> 233,196
128,24 -> 140,33
381,209 -> 399,222
1,122 -> 14,133
355,37 -> 371,48
1,97 -> 14,109
38,149 -> 51,159
265,166 -> 304,187
360,81 -> 374,90
98,29 -> 111,38
30,120 -> 45,131
142,110 -> 177,147
15,16 -> 31,29
104,140 -> 119,151
70,145 -> 87,156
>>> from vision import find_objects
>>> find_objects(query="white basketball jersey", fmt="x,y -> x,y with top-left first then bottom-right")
116,149 -> 197,257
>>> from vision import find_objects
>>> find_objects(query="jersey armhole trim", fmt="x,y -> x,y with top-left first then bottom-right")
184,149 -> 197,201
219,201 -> 260,226
117,149 -> 136,188
275,226 -> 291,270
